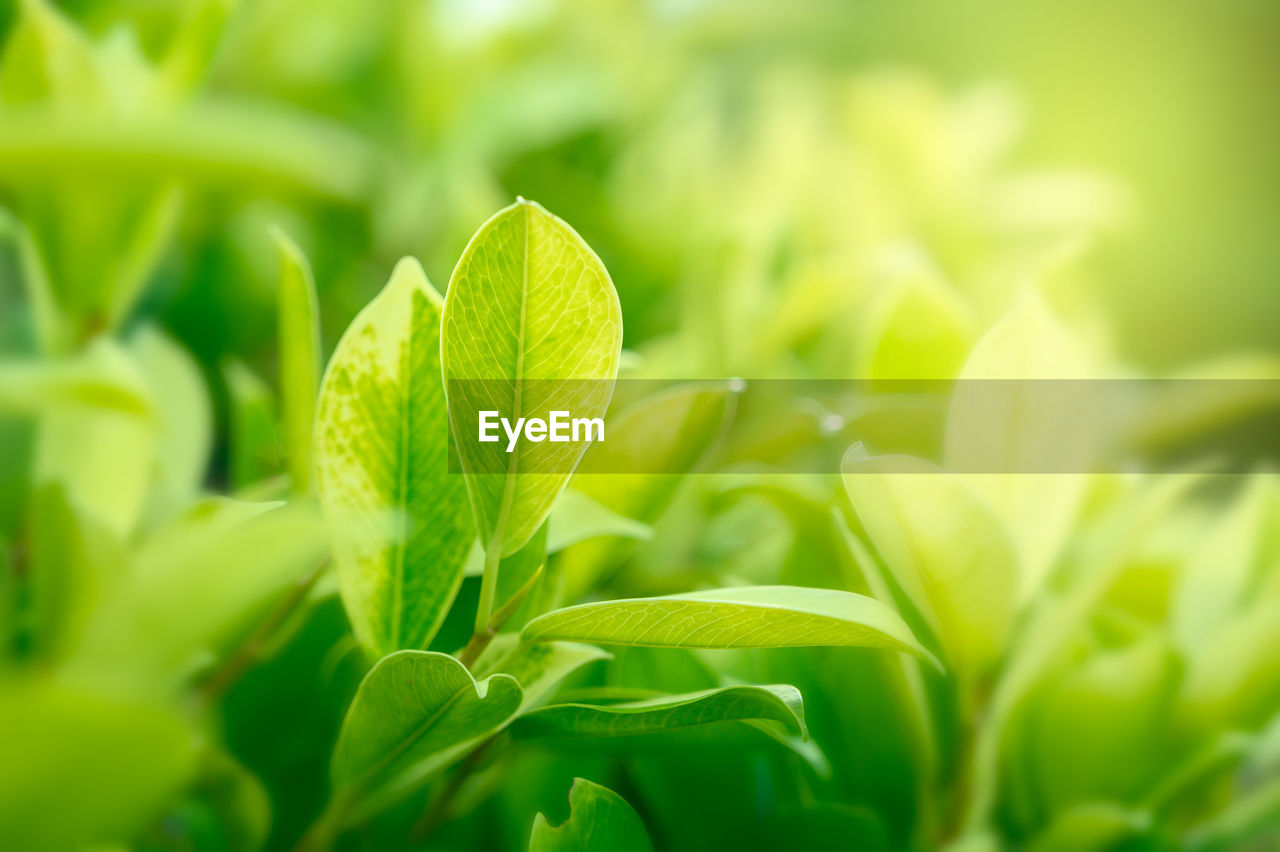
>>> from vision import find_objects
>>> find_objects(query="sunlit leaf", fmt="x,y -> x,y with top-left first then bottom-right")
523,585 -> 932,660
842,447 -> 1016,678
314,258 -> 473,658
442,199 -> 623,559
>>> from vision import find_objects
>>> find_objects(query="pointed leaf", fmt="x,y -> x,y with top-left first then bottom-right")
314,258 -> 473,657
442,199 -> 623,559
522,585 -> 931,660
273,227 -> 321,493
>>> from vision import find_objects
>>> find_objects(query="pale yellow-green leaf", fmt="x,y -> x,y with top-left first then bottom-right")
273,227 -> 321,492
859,252 -> 974,380
842,448 -> 1017,679
314,258 -> 473,658
0,680 -> 196,850
130,326 -> 211,524
945,290 -> 1097,600
442,199 -> 623,559
523,585 -> 932,660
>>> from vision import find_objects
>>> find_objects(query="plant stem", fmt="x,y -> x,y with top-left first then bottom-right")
458,564 -> 542,670
473,538 -> 503,633
201,557 -> 327,702
409,738 -> 497,841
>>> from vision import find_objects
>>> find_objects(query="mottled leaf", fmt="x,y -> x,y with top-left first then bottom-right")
314,258 -> 473,657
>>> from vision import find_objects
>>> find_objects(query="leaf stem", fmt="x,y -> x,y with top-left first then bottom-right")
459,564 -> 544,670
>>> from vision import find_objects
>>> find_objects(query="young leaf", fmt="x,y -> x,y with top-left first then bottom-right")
473,635 -> 611,714
314,258 -> 473,658
842,448 -> 1017,679
510,684 -> 806,741
522,585 -> 932,661
273,227 -> 321,492
330,651 -> 521,819
530,778 -> 653,852
442,198 -> 623,561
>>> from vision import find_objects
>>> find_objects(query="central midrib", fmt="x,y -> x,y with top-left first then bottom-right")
489,203 -> 532,554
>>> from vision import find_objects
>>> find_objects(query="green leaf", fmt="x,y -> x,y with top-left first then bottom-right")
944,290 -> 1097,599
522,585 -> 932,660
546,488 -> 653,553
442,199 -> 623,560
314,258 -> 473,658
511,684 -> 806,742
473,634 -> 611,714
65,499 -> 326,689
561,384 -> 736,599
0,337 -> 151,417
1027,804 -> 1150,852
842,447 -> 1016,679
859,254 -> 974,381
273,227 -> 321,492
129,326 -> 211,524
530,778 -> 653,852
0,680 -> 197,850
330,650 -> 521,819
223,359 -> 279,489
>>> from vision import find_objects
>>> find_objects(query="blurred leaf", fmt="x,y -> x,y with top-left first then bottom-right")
1027,803 -> 1150,852
0,679 -> 196,849
223,359 -> 279,490
0,337 -> 151,416
1173,476 -> 1271,651
1185,778 -> 1280,852
20,484 -> 120,663
530,778 -> 653,852
945,291 -> 1097,600
66,498 -> 326,689
842,448 -> 1016,679
0,0 -> 100,107
330,650 -> 521,821
511,683 -> 806,742
860,252 -> 974,380
562,384 -> 736,598
129,326 -> 211,523
1020,635 -> 1181,816
1177,599 -> 1280,735
314,258 -> 473,658
273,227 -> 320,493
523,585 -> 932,660
442,199 -> 622,559
546,488 -> 653,553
